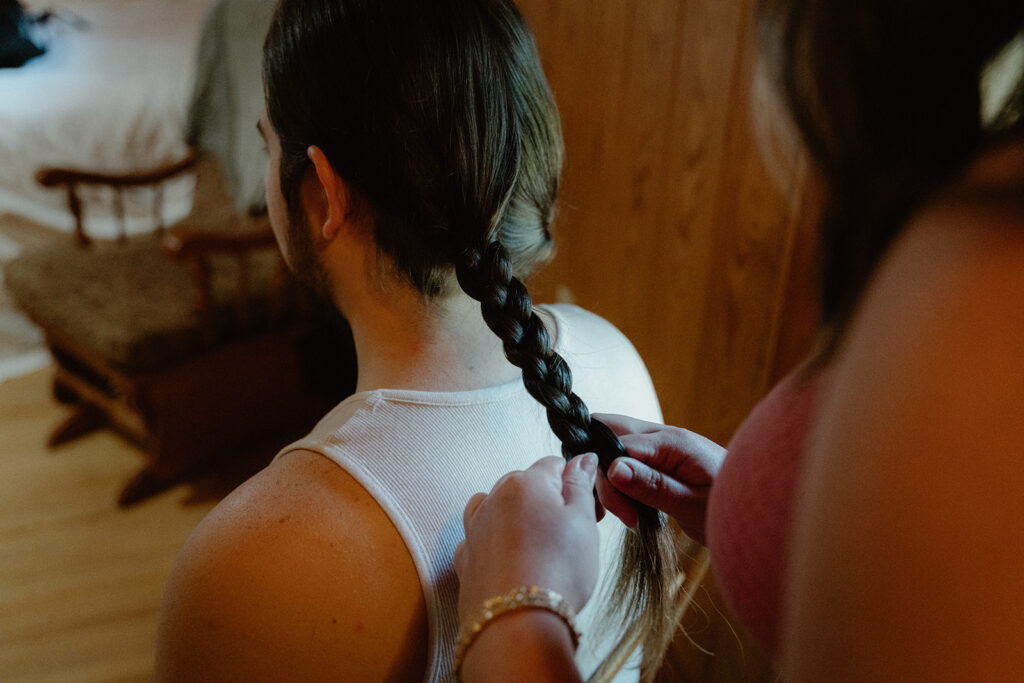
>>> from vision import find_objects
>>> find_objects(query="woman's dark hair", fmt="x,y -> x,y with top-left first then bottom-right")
263,0 -> 682,678
758,0 -> 1024,352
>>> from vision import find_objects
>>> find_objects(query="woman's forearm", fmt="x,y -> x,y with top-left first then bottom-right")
459,610 -> 582,683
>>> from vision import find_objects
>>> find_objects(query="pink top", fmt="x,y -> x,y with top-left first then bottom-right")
705,366 -> 829,658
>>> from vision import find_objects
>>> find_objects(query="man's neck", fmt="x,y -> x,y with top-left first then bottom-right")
344,287 -> 521,394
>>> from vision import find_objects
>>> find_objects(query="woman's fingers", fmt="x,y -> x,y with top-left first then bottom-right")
595,469 -> 640,528
488,469 -> 521,494
453,540 -> 466,575
592,412 -> 665,436
607,457 -> 708,544
619,430 -> 723,485
590,415 -> 722,543
594,414 -> 724,484
463,492 -> 486,531
525,455 -> 567,481
455,455 -> 604,619
561,453 -> 599,516
607,457 -> 693,509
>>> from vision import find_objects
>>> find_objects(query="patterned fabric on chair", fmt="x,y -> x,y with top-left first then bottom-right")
4,152 -> 355,506
8,227 -> 284,372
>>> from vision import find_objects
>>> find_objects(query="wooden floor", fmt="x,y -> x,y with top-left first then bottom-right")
0,368 -> 220,682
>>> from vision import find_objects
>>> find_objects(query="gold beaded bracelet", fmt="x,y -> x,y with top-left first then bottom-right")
452,585 -> 581,680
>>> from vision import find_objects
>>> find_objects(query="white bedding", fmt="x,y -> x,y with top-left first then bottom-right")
0,0 -> 217,237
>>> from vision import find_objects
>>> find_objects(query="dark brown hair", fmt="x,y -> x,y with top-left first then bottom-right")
759,0 -> 1024,352
263,0 -> 681,678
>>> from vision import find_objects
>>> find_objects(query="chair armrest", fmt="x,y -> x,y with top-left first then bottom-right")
36,148 -> 201,247
36,148 -> 200,189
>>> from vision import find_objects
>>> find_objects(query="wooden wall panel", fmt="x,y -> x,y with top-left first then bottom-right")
519,0 -> 816,443
516,2 -> 818,680
683,7 -> 812,443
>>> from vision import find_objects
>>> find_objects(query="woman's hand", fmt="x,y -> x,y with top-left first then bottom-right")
454,454 -> 601,623
593,413 -> 725,544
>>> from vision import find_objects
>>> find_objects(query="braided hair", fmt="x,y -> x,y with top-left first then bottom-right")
263,0 -> 683,678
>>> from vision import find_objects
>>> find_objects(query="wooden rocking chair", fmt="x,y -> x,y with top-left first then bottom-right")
5,149 -> 355,506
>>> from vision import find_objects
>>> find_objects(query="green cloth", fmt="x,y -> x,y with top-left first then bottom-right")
185,0 -> 276,213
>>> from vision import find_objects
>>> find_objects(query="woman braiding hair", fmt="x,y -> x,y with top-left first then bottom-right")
452,0 -> 1024,681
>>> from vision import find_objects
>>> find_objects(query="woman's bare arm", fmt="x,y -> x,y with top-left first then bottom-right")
783,214 -> 1024,680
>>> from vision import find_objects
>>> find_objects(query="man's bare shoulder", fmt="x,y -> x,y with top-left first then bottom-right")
154,449 -> 427,681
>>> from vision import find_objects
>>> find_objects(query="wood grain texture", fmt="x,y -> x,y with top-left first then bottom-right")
516,1 -> 817,679
519,0 -> 815,440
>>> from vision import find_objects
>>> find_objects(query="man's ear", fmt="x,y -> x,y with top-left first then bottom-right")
305,145 -> 350,241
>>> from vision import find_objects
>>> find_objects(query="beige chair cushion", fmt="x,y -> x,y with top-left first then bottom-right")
5,233 -> 283,371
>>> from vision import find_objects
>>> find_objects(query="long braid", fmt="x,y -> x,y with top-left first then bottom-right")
456,239 -> 682,681
455,242 -> 590,456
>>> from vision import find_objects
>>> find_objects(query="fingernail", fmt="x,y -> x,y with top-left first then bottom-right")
580,453 -> 597,477
609,459 -> 633,483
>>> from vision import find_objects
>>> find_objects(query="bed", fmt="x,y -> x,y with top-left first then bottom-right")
0,0 -> 217,238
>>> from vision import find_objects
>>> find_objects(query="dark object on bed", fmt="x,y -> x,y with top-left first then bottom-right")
5,151 -> 356,506
0,0 -> 44,67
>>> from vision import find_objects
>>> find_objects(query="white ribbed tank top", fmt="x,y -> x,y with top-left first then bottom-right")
277,304 -> 663,681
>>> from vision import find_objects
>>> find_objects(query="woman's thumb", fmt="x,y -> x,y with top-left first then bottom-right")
562,453 -> 598,512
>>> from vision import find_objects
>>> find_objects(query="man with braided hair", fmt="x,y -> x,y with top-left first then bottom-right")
155,0 -> 666,680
